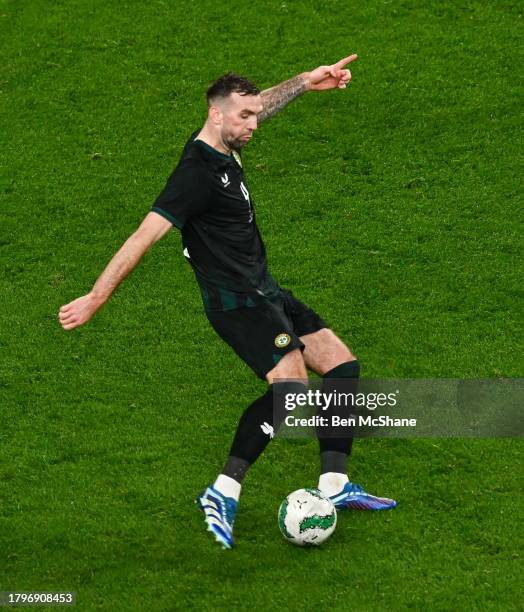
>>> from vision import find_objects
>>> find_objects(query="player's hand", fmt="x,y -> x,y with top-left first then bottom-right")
305,54 -> 358,91
58,293 -> 103,330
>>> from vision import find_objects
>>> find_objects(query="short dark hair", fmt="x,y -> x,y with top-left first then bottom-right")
206,72 -> 260,106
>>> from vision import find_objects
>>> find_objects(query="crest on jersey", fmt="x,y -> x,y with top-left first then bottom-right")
275,333 -> 291,348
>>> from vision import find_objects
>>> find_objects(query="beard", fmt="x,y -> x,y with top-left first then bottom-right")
225,137 -> 246,151
223,131 -> 251,152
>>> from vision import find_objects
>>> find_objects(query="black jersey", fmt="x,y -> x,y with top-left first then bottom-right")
151,130 -> 280,311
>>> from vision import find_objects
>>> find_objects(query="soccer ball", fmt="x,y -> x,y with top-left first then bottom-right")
278,488 -> 337,546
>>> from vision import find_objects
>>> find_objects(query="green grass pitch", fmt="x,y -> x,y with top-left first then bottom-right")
0,0 -> 522,609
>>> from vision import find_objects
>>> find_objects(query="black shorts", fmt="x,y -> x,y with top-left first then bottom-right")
206,288 -> 328,379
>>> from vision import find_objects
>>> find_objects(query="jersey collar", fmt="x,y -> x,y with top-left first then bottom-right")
191,132 -> 243,170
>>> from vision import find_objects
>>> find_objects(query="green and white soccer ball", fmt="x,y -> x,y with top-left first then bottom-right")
278,488 -> 337,546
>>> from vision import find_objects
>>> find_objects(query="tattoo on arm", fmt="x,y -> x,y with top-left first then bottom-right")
258,74 -> 308,124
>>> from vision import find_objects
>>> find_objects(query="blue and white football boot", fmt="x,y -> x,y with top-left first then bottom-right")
196,485 -> 238,549
329,481 -> 397,511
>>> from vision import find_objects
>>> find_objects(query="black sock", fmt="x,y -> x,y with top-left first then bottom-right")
221,455 -> 250,483
318,360 -> 360,461
320,450 -> 348,474
227,381 -> 307,475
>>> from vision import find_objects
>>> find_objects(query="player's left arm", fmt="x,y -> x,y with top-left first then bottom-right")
258,54 -> 358,124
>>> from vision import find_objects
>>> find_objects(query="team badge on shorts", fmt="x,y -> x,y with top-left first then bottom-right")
274,333 -> 291,348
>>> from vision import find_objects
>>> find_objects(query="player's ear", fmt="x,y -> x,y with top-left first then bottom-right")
208,104 -> 223,126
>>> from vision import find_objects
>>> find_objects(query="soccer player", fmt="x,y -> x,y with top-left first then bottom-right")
59,55 -> 396,549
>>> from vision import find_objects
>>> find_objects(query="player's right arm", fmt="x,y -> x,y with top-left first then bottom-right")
258,54 -> 358,124
58,212 -> 172,330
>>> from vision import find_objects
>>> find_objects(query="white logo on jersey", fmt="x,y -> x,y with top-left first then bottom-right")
240,181 -> 250,202
221,172 -> 230,187
240,181 -> 253,223
183,247 -> 190,259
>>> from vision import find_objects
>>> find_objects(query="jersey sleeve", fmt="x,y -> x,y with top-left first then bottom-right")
151,161 -> 210,229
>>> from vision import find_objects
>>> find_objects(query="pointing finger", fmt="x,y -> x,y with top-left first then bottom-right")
334,54 -> 358,70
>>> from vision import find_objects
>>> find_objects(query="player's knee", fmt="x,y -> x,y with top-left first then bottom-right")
327,353 -> 358,374
271,378 -> 308,431
314,329 -> 356,374
266,348 -> 307,385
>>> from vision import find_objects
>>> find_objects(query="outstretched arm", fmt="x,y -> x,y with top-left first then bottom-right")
58,212 -> 172,330
258,54 -> 358,124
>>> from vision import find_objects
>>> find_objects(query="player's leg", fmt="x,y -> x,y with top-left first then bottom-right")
197,349 -> 307,548
299,328 -> 358,494
300,328 -> 357,490
197,302 -> 307,548
217,347 -> 307,498
300,327 -> 356,375
300,328 -> 396,510
276,289 -> 396,510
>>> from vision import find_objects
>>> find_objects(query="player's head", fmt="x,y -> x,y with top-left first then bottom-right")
206,72 -> 262,150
